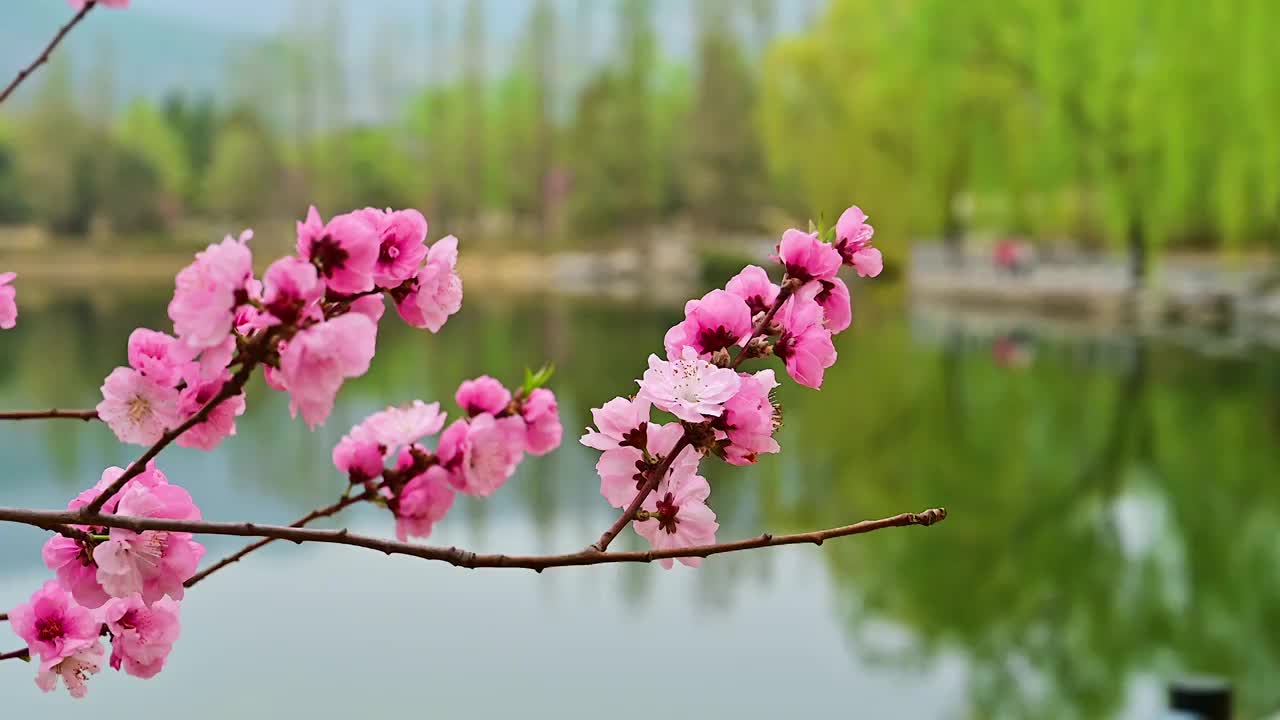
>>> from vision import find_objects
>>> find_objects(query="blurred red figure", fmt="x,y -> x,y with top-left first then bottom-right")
994,238 -> 1032,276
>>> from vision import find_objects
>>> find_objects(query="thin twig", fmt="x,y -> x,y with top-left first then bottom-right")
590,434 -> 692,552
81,354 -> 261,515
730,278 -> 797,371
184,492 -> 369,589
0,648 -> 29,662
0,2 -> 97,105
0,409 -> 99,421
0,505 -> 946,571
0,613 -> 7,623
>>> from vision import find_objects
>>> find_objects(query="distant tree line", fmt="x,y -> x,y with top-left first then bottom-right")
1,0 -> 1277,270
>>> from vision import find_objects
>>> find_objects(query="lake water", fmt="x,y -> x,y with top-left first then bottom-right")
1,281 -> 1278,718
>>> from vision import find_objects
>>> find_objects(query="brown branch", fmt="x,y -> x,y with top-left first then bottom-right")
730,277 -> 798,371
184,492 -> 369,589
0,2 -> 97,105
0,648 -> 29,662
81,355 -> 261,515
0,505 -> 946,571
590,434 -> 693,552
0,409 -> 99,421
0,613 -> 7,622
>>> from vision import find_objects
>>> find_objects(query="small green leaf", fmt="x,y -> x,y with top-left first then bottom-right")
523,363 -> 555,394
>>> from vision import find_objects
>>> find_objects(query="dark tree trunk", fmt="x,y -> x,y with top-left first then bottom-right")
1128,217 -> 1147,289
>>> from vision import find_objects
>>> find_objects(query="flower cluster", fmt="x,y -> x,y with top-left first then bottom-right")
96,206 -> 464,446
8,203 -> 477,698
581,205 -> 878,566
11,463 -> 200,696
332,375 -> 563,540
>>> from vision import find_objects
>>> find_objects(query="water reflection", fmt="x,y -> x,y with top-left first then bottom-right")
1,286 -> 1278,718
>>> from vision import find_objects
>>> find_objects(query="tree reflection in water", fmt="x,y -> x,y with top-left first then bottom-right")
1,285 -> 1278,718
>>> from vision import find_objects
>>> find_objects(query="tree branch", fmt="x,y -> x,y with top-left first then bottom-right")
0,505 -> 946,571
0,648 -> 29,662
590,434 -> 692,552
81,356 -> 260,515
0,409 -> 99,421
183,492 -> 369,589
0,2 -> 97,105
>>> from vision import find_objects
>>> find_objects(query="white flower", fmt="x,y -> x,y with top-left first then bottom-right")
636,346 -> 741,423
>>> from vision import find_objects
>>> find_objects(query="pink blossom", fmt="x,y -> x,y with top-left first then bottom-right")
520,388 -> 562,455
633,471 -> 718,569
169,230 -> 253,350
373,208 -> 429,287
0,271 -> 17,329
69,0 -> 128,8
97,367 -> 181,446
94,483 -> 205,604
296,206 -> 380,295
814,278 -> 852,334
352,400 -> 446,450
9,581 -> 101,667
332,435 -> 386,482
455,376 -> 512,416
193,334 -> 236,382
175,370 -> 245,451
596,421 -> 699,508
261,256 -> 324,328
580,395 -> 652,451
719,369 -> 782,465
834,205 -> 882,277
725,265 -> 779,317
394,465 -> 455,541
776,228 -> 841,284
280,313 -> 378,429
103,595 -> 181,679
42,537 -> 109,608
126,328 -> 189,386
393,235 -> 462,332
773,295 -> 837,389
664,289 -> 753,357
34,641 -> 105,699
348,294 -> 386,322
69,463 -> 169,515
637,346 -> 741,423
438,414 -> 526,497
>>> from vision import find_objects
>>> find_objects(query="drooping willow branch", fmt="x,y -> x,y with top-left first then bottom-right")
0,1 -> 98,105
0,505 -> 947,572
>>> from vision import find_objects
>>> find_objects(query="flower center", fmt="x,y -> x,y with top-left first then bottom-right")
655,492 -> 680,534
774,332 -> 796,360
379,240 -> 400,264
696,325 -> 739,353
815,280 -> 835,304
127,395 -> 152,424
745,295 -> 770,316
620,424 -> 648,450
784,263 -> 813,283
35,617 -> 63,642
310,235 -> 350,278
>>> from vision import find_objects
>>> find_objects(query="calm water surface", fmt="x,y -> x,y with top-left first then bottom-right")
2,283 -> 1278,719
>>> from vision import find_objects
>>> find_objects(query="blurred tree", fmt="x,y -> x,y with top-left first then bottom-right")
686,0 -> 765,230
202,111 -> 286,221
